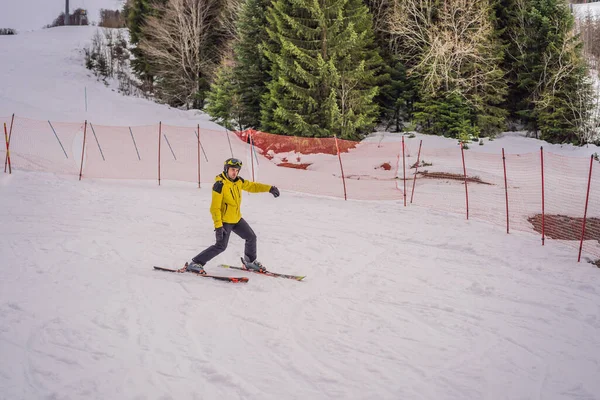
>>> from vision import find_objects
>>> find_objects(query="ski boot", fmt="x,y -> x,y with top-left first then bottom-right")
186,261 -> 206,275
242,257 -> 266,272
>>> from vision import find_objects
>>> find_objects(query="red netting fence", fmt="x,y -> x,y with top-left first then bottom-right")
3,115 -> 599,261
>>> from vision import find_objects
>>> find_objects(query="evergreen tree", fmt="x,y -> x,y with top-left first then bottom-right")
499,0 -> 593,143
124,0 -> 167,90
261,0 -> 382,139
413,92 -> 479,142
205,64 -> 253,131
376,54 -> 418,132
228,0 -> 272,129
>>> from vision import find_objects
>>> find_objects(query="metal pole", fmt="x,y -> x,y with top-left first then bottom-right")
197,125 -> 201,188
48,120 -> 69,159
129,127 -> 141,160
89,123 -> 105,161
193,129 -> 208,162
225,127 -> 234,157
334,135 -> 347,201
163,133 -> 176,160
410,140 -> 422,203
79,121 -> 87,180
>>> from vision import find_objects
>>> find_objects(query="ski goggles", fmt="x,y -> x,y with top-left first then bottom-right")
225,158 -> 243,169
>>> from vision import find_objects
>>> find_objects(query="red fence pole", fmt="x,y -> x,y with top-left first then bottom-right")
540,146 -> 545,245
578,155 -> 594,262
502,148 -> 509,233
461,143 -> 469,220
334,135 -> 347,200
197,124 -> 201,189
410,140 -> 422,203
3,123 -> 11,174
402,136 -> 407,206
79,121 -> 88,181
158,122 -> 162,186
4,113 -> 14,173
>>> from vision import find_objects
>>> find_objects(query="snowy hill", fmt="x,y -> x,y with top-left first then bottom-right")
1,26 -> 600,400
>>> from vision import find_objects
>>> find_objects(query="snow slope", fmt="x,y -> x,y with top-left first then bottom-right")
1,25 -> 600,400
0,0 -> 126,32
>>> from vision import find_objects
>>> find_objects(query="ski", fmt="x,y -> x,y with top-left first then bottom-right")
153,266 -> 249,283
217,260 -> 305,281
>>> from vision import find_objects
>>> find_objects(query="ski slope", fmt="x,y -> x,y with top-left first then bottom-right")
1,26 -> 600,400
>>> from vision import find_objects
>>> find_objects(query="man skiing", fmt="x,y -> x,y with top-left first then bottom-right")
186,158 -> 280,274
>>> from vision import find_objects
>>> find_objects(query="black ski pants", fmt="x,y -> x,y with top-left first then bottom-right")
192,218 -> 257,266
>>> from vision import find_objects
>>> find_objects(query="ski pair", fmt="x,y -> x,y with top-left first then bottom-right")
153,265 -> 249,283
217,258 -> 305,281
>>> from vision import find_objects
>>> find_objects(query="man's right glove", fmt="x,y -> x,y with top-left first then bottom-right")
215,226 -> 225,242
269,186 -> 280,198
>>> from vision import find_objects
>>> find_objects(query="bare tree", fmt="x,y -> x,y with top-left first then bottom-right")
386,0 -> 503,102
138,0 -> 240,108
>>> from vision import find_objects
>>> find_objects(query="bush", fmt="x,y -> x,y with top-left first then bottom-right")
0,28 -> 16,35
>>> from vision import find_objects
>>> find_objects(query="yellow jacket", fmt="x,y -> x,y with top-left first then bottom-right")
210,173 -> 272,228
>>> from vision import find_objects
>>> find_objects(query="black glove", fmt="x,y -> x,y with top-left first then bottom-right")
269,186 -> 280,198
215,227 -> 225,242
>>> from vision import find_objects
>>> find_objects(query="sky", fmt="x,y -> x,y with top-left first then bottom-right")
0,0 -> 126,32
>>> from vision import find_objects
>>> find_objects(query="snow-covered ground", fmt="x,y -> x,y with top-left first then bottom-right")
1,26 -> 600,400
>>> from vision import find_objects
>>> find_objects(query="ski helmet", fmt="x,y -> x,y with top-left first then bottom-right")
224,158 -> 243,174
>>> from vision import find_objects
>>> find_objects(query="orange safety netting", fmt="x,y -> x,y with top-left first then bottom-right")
3,115 -> 599,260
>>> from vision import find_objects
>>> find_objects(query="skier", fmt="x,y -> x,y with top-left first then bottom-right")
186,158 -> 280,274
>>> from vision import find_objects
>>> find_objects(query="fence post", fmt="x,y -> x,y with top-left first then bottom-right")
502,148 -> 509,234
461,142 -> 469,220
540,146 -> 545,245
4,113 -> 14,173
79,121 -> 87,181
197,125 -> 201,189
402,136 -> 406,207
3,123 -> 11,174
334,135 -> 347,201
578,155 -> 594,262
158,122 -> 162,186
410,140 -> 422,204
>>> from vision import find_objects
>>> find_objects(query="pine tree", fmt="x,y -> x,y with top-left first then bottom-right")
261,0 -> 382,139
124,0 -> 167,89
414,92 -> 479,142
205,64 -> 254,131
229,0 -> 272,129
376,55 -> 418,132
500,0 -> 593,143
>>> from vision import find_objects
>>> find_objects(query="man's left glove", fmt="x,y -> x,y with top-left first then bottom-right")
269,186 -> 280,198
